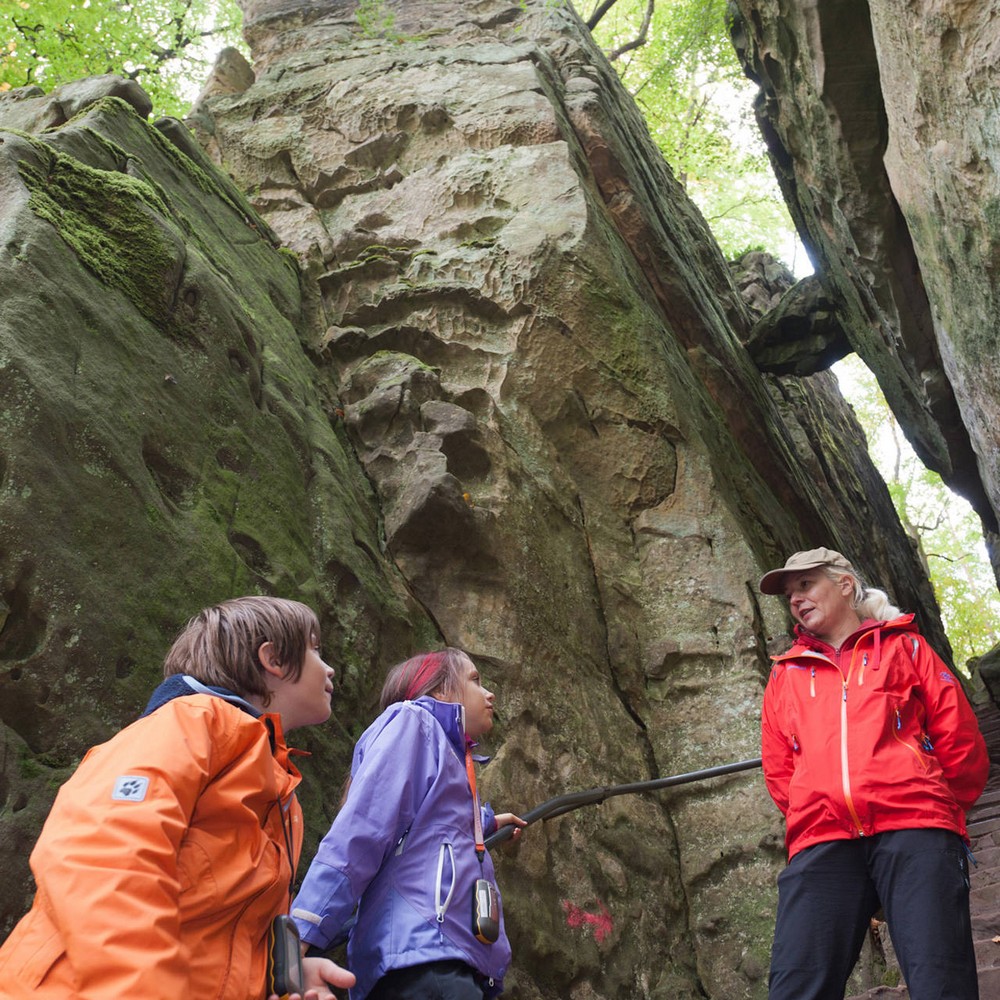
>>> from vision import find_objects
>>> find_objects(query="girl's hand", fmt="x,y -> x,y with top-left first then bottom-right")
494,813 -> 527,842
268,956 -> 356,1000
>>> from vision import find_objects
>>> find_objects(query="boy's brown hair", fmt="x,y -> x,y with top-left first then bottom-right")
163,596 -> 320,705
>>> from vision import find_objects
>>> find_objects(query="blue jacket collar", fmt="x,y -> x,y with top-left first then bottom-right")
409,696 -> 492,763
141,674 -> 262,719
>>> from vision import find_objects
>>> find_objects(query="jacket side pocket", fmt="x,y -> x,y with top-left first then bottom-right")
1,919 -> 65,989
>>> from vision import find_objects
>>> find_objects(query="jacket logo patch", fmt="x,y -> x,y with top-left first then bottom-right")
940,671 -> 955,685
111,775 -> 149,801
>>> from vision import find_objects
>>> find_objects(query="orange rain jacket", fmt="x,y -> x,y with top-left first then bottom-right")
0,686 -> 304,999
762,614 -> 988,861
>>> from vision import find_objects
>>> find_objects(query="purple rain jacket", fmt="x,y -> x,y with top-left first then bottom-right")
291,697 -> 511,1000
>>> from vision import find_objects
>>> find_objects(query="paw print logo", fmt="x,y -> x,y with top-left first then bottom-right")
112,775 -> 150,802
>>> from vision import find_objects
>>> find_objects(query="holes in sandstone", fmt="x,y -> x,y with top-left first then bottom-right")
228,349 -> 251,375
228,532 -> 272,579
216,446 -> 249,474
115,655 -> 136,679
331,564 -> 361,604
230,338 -> 263,406
440,433 -> 491,479
0,570 -> 46,663
762,53 -> 785,93
141,437 -> 195,506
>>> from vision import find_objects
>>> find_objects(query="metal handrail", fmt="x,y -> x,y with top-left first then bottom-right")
485,757 -> 763,848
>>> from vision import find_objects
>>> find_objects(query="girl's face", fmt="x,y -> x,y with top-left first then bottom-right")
453,654 -> 495,740
784,570 -> 860,644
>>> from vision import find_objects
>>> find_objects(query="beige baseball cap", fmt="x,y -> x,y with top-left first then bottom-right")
758,547 -> 855,595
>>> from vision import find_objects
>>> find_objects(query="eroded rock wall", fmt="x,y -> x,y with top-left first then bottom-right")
731,0 -> 1000,582
186,1 -> 945,995
0,79 -> 437,933
0,2 -> 956,997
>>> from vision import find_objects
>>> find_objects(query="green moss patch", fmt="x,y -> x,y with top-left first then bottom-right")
18,143 -> 177,324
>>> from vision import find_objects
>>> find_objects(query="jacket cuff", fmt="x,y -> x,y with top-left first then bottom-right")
291,863 -> 353,949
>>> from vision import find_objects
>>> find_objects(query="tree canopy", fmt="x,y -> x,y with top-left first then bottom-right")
585,0 -> 798,262
1,0 -> 243,118
836,357 -> 1000,670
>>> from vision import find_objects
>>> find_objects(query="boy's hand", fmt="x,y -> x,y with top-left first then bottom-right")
494,812 -> 527,842
268,956 -> 356,1000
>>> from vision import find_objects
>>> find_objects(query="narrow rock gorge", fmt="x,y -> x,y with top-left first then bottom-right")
0,1 -> 993,997
730,0 -> 1000,587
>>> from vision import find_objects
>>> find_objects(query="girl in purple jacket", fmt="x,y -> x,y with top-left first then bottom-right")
292,648 -> 524,1000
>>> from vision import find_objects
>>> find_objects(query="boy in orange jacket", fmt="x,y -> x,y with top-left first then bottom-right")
0,595 -> 355,1000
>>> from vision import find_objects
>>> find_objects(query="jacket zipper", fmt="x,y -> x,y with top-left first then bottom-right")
840,646 -> 865,837
435,842 -> 457,923
892,708 -> 932,769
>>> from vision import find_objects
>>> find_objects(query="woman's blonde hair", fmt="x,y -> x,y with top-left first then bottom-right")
821,566 -> 903,621
163,596 -> 320,705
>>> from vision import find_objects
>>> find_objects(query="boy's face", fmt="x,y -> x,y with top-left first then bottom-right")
457,655 -> 495,740
268,635 -> 334,731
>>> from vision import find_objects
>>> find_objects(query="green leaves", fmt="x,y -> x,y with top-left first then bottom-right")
588,0 -> 796,262
836,356 -> 1000,670
1,0 -> 245,118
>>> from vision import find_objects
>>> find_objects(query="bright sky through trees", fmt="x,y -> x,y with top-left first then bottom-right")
1,0 -> 243,118
834,357 -> 1000,670
587,0 -> 807,268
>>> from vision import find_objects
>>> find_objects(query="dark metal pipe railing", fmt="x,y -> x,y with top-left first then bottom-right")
485,757 -> 763,848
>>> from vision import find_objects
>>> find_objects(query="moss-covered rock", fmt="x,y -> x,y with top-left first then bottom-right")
0,80 -> 436,934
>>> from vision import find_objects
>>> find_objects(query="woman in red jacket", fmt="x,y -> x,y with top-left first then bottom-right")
759,547 -> 988,1000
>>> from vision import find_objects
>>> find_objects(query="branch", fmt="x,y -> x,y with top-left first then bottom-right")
607,0 -> 655,62
704,194 -> 779,222
587,0 -> 622,31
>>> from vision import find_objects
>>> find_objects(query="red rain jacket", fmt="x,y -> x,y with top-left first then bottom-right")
762,614 -> 988,860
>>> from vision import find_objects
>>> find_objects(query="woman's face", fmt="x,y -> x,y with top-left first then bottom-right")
784,569 -> 860,643
454,655 -> 495,740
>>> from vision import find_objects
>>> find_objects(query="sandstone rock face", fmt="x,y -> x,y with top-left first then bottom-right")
732,254 -> 851,377
0,80 -> 436,933
184,1 -> 944,996
731,0 -> 1000,581
0,3 -> 955,998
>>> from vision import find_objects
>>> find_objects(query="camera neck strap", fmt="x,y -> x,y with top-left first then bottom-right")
464,744 -> 486,865
274,794 -> 296,908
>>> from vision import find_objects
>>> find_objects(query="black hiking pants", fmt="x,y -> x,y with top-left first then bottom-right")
768,828 -> 978,1000
367,960 -> 486,1000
